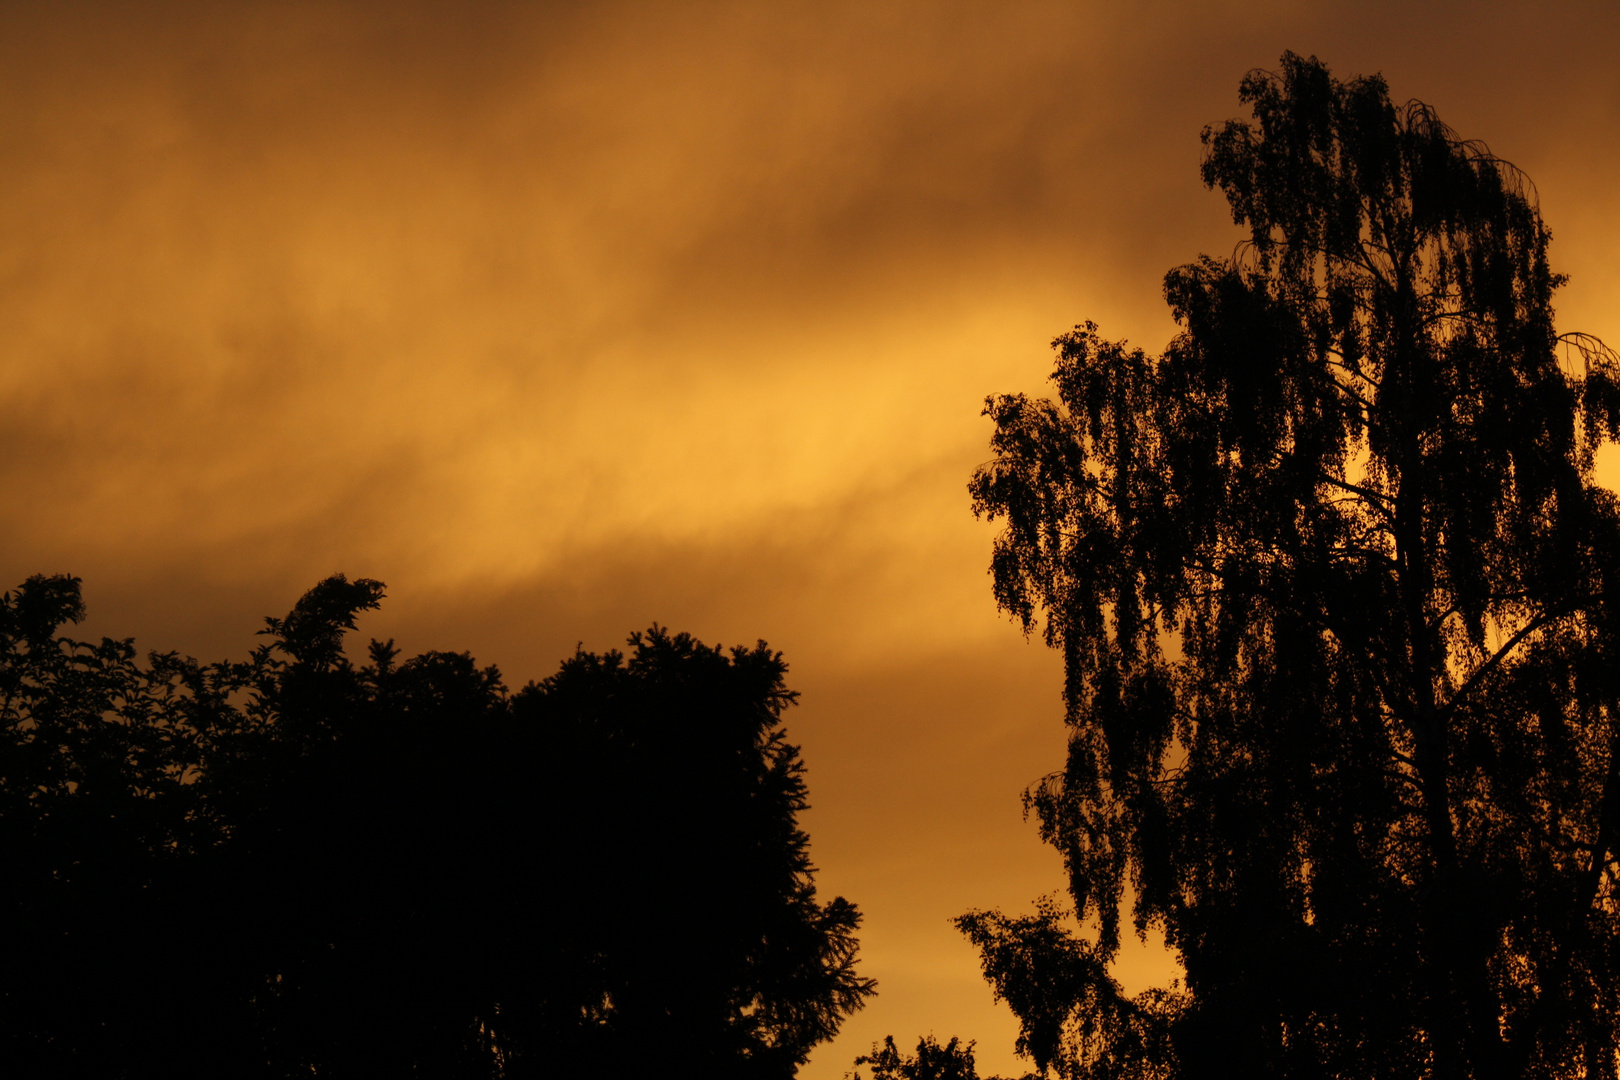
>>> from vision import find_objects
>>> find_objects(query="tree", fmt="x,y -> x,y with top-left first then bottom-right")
0,574 -> 872,1077
848,1034 -> 1042,1080
0,574 -> 250,1074
965,53 -> 1620,1080
511,625 -> 876,1078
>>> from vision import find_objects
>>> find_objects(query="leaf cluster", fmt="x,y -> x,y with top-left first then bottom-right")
0,574 -> 872,1078
849,1032 -> 1041,1080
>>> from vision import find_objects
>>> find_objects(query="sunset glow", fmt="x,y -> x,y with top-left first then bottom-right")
4,3 -> 1617,1075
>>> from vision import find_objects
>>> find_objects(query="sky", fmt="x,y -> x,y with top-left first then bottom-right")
3,1 -> 1618,1075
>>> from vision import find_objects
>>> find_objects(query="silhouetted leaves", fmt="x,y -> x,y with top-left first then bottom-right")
849,1033 -> 1040,1080
513,626 -> 875,1077
969,52 -> 1620,1080
0,575 -> 871,1077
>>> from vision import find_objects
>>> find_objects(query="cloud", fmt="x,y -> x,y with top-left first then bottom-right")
0,0 -> 1184,601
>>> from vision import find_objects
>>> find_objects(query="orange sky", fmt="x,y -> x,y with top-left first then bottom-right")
3,3 -> 1618,1075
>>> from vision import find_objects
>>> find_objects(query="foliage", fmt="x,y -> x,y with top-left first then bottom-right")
0,573 -> 239,1071
956,900 -> 1176,1080
513,625 -> 876,1077
0,574 -> 870,1077
849,1033 -> 1040,1080
967,52 -> 1620,1080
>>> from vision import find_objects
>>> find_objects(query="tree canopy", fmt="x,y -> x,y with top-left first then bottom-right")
0,573 -> 872,1077
849,1033 -> 1038,1080
966,52 -> 1620,1080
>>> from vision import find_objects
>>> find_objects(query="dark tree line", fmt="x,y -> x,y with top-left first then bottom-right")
0,573 -> 872,1077
966,53 -> 1620,1079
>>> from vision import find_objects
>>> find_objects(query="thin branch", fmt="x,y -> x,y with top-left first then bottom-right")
1319,474 -> 1394,507
1437,604 -> 1571,724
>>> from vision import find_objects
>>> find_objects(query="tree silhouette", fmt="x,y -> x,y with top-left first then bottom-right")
511,625 -> 875,1078
966,53 -> 1620,1080
0,574 -> 871,1077
0,573 -> 244,1073
849,1034 -> 1040,1080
